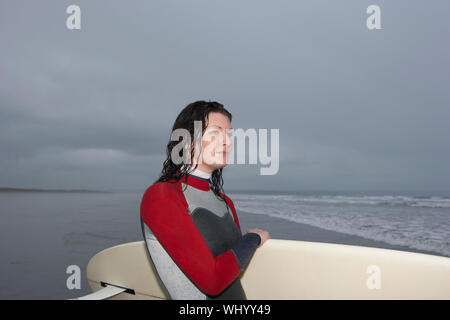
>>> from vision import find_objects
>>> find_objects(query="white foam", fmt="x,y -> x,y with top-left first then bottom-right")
230,193 -> 450,257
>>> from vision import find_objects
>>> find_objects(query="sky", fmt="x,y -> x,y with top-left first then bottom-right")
0,0 -> 449,195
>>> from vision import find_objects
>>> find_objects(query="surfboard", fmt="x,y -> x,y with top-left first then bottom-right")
82,239 -> 450,300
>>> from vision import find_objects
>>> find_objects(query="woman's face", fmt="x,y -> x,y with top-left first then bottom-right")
192,112 -> 233,172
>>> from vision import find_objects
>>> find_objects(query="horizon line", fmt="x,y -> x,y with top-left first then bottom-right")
0,186 -> 448,197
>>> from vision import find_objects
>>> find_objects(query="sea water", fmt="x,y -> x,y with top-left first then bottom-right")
229,192 -> 450,258
0,191 -> 143,299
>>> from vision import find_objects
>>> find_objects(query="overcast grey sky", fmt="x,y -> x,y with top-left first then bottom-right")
0,1 -> 449,195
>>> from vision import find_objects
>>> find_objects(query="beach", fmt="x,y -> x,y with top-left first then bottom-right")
0,191 -> 447,299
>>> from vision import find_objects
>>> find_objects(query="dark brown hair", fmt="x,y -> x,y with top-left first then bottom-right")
156,100 -> 232,203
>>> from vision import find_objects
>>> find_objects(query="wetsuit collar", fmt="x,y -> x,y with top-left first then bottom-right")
182,173 -> 211,191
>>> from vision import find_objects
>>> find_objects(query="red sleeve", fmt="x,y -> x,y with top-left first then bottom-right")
140,182 -> 241,296
221,192 -> 242,235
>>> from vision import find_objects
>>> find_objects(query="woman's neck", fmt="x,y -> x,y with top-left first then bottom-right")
188,167 -> 212,180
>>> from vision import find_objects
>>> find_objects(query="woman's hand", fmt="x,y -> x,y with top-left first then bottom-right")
247,228 -> 271,247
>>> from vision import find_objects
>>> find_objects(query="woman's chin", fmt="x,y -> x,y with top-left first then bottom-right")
205,162 -> 228,170
203,155 -> 229,169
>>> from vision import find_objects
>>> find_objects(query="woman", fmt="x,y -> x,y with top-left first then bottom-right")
140,100 -> 270,300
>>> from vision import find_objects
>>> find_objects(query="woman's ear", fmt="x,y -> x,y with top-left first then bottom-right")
184,141 -> 201,166
183,142 -> 192,165
191,134 -> 204,166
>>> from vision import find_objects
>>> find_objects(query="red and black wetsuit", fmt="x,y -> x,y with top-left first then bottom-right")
139,172 -> 261,300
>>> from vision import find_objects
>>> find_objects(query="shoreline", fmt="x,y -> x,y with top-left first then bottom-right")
237,209 -> 447,258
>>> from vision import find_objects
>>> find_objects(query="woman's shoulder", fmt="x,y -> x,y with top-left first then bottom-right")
140,180 -> 189,223
143,179 -> 182,200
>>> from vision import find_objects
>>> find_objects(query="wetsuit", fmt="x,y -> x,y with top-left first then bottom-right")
139,172 -> 261,300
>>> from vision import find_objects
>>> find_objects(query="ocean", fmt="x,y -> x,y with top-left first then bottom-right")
0,190 -> 448,299
229,192 -> 450,258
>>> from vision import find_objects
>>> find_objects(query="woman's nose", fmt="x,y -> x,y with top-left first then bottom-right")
223,130 -> 232,149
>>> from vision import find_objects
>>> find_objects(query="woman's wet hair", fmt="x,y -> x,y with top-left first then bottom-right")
156,100 -> 232,203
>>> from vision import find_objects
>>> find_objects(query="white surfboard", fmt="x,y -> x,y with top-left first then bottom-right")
81,239 -> 450,300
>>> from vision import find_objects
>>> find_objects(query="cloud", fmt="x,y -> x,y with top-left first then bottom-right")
0,0 -> 449,194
